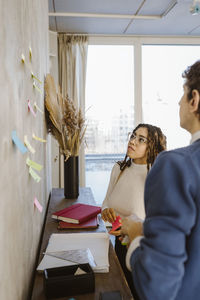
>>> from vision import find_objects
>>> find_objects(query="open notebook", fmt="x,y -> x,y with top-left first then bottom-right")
37,232 -> 110,273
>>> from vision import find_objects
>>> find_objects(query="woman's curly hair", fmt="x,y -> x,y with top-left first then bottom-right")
118,123 -> 166,173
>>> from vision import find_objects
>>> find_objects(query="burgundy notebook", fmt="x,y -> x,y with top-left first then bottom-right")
52,203 -> 101,224
58,216 -> 99,229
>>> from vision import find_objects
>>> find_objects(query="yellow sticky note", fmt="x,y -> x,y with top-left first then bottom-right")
33,81 -> 42,94
24,136 -> 35,154
29,47 -> 32,61
26,157 -> 43,171
32,133 -> 46,143
29,167 -> 41,183
21,54 -> 25,63
31,72 -> 42,84
34,102 -> 44,114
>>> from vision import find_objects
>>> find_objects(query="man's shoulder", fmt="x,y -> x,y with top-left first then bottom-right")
158,140 -> 200,160
153,141 -> 200,175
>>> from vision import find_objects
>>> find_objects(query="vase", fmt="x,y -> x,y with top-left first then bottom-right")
64,156 -> 79,199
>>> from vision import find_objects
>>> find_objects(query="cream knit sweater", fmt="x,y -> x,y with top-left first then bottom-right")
102,162 -> 147,220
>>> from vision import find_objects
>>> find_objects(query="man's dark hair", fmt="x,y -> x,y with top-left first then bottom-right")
182,60 -> 200,115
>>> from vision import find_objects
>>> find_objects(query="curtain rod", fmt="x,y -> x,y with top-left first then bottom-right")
57,32 -> 89,35
55,32 -> 200,39
49,12 -> 160,20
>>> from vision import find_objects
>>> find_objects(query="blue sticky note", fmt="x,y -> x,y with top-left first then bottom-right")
12,130 -> 28,154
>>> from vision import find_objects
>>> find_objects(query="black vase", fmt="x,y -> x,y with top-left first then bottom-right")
64,156 -> 79,199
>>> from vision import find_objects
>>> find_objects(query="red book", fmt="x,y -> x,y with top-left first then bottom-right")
51,203 -> 101,224
58,216 -> 99,229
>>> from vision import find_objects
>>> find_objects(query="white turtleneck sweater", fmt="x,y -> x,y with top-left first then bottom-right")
102,162 -> 147,220
126,130 -> 200,271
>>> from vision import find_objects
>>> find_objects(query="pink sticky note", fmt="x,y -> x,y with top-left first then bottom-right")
28,100 -> 36,117
34,197 -> 43,213
109,215 -> 122,232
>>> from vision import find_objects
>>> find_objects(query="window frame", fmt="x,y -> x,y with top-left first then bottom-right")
82,36 -> 200,185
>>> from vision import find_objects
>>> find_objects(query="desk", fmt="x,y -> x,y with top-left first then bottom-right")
31,188 -> 133,300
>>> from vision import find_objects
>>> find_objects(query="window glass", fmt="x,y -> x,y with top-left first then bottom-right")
85,43 -> 200,204
142,45 -> 200,149
85,45 -> 134,204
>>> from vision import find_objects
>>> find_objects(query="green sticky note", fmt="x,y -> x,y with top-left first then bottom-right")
26,157 -> 43,171
29,167 -> 41,183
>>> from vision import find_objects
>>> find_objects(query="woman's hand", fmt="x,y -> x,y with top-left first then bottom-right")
121,215 -> 143,243
109,229 -> 122,236
101,208 -> 116,224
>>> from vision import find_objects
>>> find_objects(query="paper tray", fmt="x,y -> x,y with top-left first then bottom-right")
43,263 -> 95,299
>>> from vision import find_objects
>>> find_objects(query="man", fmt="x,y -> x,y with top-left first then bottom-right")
122,60 -> 200,300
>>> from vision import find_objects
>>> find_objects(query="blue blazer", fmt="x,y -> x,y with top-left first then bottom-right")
130,139 -> 200,300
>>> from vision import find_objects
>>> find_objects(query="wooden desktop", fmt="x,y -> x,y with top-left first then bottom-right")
31,187 -> 133,300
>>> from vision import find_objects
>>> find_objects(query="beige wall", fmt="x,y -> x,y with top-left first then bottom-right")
0,0 -> 50,299
49,31 -> 60,188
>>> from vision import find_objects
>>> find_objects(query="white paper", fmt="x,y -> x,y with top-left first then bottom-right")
44,248 -> 96,267
74,267 -> 86,275
37,232 -> 109,273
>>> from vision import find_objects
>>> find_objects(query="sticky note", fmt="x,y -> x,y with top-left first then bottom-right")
29,167 -> 41,183
26,157 -> 43,171
12,131 -> 28,154
27,100 -> 36,117
32,133 -> 46,143
109,216 -> 122,233
29,47 -> 32,61
33,81 -> 42,94
34,102 -> 43,114
24,136 -> 35,154
34,197 -> 43,213
21,54 -> 25,63
31,72 -> 42,84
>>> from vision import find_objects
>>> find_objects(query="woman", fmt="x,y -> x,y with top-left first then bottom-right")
101,123 -> 166,298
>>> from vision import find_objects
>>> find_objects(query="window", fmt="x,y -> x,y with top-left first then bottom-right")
84,38 -> 200,204
142,45 -> 200,149
85,45 -> 134,204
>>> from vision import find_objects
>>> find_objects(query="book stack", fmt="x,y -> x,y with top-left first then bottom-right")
52,203 -> 101,230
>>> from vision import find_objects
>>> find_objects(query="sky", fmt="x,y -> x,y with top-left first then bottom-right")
85,45 -> 134,123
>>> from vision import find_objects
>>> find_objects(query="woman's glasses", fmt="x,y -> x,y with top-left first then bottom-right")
128,132 -> 148,145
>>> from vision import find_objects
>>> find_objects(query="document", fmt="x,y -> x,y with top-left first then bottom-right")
37,232 -> 110,273
44,248 -> 96,268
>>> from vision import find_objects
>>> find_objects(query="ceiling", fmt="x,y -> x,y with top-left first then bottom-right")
48,0 -> 200,36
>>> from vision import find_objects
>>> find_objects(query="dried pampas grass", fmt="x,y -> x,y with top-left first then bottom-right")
45,74 -> 86,160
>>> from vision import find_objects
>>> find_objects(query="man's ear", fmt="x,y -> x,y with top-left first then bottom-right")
189,89 -> 200,113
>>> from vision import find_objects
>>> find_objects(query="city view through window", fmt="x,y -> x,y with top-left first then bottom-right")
85,44 -> 200,205
85,45 -> 134,204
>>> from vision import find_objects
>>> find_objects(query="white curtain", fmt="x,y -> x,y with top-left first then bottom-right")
58,34 -> 88,187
